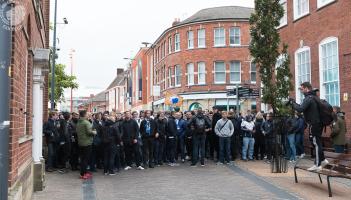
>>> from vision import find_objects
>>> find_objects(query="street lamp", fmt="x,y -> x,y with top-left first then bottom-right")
51,0 -> 68,111
69,49 -> 75,113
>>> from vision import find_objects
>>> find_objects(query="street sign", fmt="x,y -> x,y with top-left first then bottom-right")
153,85 -> 160,97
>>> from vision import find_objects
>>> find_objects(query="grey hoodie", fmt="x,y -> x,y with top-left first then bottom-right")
215,118 -> 234,137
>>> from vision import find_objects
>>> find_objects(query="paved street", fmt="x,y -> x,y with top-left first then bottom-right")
34,162 -> 300,200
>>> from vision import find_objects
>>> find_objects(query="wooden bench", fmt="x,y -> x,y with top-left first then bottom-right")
294,151 -> 351,197
307,137 -> 349,157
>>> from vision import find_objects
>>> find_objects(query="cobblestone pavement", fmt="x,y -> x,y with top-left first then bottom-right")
34,162 -> 301,200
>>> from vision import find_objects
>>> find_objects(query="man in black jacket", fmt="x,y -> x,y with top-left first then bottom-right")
261,113 -> 274,162
140,110 -> 157,168
121,111 -> 144,170
166,112 -> 178,166
69,112 -> 79,171
211,106 -> 222,160
43,112 -> 60,172
188,108 -> 211,166
289,82 -> 328,171
154,112 -> 167,166
102,116 -> 121,175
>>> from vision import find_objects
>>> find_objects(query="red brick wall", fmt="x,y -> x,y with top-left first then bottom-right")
150,20 -> 256,100
279,0 -> 351,140
131,48 -> 149,108
8,0 -> 49,187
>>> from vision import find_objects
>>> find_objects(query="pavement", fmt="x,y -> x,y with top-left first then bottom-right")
33,158 -> 351,200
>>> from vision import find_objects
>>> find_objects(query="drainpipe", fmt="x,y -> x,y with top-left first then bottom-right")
0,1 -> 12,200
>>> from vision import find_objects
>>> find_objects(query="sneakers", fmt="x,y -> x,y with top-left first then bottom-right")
307,165 -> 322,171
216,162 -> 224,165
181,159 -> 185,163
137,166 -> 145,170
190,163 -> 197,167
300,153 -> 305,159
124,166 -> 132,171
321,159 -> 329,167
104,172 -> 108,176
109,172 -> 116,176
201,164 -> 205,167
85,173 -> 93,178
80,174 -> 90,180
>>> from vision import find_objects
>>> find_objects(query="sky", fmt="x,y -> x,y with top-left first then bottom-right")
51,0 -> 255,98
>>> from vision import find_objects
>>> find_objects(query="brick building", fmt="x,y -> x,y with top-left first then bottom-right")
5,0 -> 50,199
278,0 -> 351,140
146,6 -> 257,112
105,68 -> 126,112
79,92 -> 107,113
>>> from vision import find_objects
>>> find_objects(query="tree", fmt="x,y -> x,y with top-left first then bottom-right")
49,64 -> 79,103
249,0 -> 293,116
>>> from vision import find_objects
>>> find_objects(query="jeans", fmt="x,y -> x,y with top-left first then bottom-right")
167,137 -> 177,163
295,133 -> 304,156
242,137 -> 255,160
265,137 -> 274,160
177,135 -> 185,160
231,134 -> 240,160
154,139 -> 165,164
142,137 -> 154,166
254,134 -> 265,160
47,143 -> 57,169
310,124 -> 325,166
79,145 -> 92,176
219,137 -> 231,163
124,143 -> 141,167
103,144 -> 118,173
192,134 -> 206,165
287,133 -> 296,161
334,145 -> 345,153
186,136 -> 192,159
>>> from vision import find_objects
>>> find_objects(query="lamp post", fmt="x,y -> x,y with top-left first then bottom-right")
69,49 -> 75,112
50,0 -> 68,110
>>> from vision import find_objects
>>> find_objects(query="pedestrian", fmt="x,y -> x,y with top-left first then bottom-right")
241,115 -> 255,161
121,111 -> 144,170
90,113 -> 103,172
295,112 -> 305,158
211,106 -> 222,160
114,112 -> 124,169
253,112 -> 265,160
154,111 -> 167,166
185,111 -> 194,161
166,112 -> 178,166
77,110 -> 97,179
175,112 -> 187,163
69,112 -> 79,171
285,114 -> 298,162
140,110 -> 157,168
188,107 -> 211,167
43,112 -> 60,172
289,82 -> 330,171
215,111 -> 234,165
57,112 -> 72,173
330,107 -> 346,153
261,113 -> 274,162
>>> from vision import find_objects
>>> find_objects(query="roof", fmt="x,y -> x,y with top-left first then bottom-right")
177,6 -> 254,26
91,91 -> 106,102
106,75 -> 125,90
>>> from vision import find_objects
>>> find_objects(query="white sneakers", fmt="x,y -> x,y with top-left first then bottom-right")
299,153 -> 305,159
137,166 -> 145,170
124,166 -> 132,170
307,159 -> 329,171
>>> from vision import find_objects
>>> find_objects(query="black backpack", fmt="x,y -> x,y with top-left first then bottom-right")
313,97 -> 334,127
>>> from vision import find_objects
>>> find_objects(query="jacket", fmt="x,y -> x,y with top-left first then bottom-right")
212,112 -> 222,130
254,119 -> 264,140
241,120 -> 255,138
261,120 -> 274,138
292,91 -> 320,125
140,118 -> 157,138
76,118 -> 95,147
188,113 -> 211,135
286,117 -> 299,135
166,117 -> 178,138
331,117 -> 346,146
121,119 -> 139,144
215,118 -> 234,137
295,117 -> 305,135
43,118 -> 60,144
155,118 -> 167,140
175,118 -> 187,137
102,120 -> 120,145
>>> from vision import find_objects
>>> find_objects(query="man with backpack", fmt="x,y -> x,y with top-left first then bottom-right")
188,107 -> 211,166
289,82 -> 331,171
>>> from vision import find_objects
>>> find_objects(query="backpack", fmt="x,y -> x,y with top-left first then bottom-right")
195,117 -> 206,130
312,97 -> 334,127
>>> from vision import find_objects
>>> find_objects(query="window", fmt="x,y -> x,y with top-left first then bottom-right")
230,61 -> 241,84
198,62 -> 206,84
198,29 -> 206,48
317,0 -> 335,8
214,28 -> 225,47
250,62 -> 257,84
168,37 -> 172,53
175,33 -> 180,52
163,65 -> 166,90
187,31 -> 194,49
319,37 -> 340,106
293,0 -> 309,20
168,67 -> 173,87
279,0 -> 288,27
229,27 -> 240,45
175,65 -> 181,86
187,63 -> 194,85
163,41 -> 166,57
295,47 -> 311,103
214,61 -> 226,84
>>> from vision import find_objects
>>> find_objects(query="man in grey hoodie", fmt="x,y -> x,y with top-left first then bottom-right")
215,111 -> 234,164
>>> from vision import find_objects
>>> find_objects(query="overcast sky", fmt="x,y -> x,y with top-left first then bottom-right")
51,0 -> 255,98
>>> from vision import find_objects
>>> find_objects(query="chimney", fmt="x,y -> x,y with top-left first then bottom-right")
117,68 -> 124,76
172,18 -> 180,26
90,94 -> 94,98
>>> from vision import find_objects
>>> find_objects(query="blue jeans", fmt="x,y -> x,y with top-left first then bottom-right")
242,137 -> 255,160
334,145 -> 345,153
192,134 -> 206,165
219,137 -> 231,163
287,133 -> 296,161
295,133 -> 304,156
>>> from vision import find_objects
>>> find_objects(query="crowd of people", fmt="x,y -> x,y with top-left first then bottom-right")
43,82 -> 347,179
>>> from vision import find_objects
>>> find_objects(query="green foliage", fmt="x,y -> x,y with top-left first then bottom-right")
249,0 -> 293,116
49,64 -> 79,103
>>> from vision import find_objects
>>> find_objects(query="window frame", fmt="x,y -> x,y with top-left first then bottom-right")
294,46 -> 311,104
168,67 -> 173,88
197,62 -> 206,85
278,0 -> 288,28
229,61 -> 241,84
168,36 -> 172,54
317,0 -> 336,9
250,62 -> 257,84
214,61 -> 226,84
293,0 -> 310,21
175,65 -> 182,87
229,27 -> 241,46
214,27 -> 226,47
174,33 -> 180,52
319,37 -> 340,106
187,30 -> 194,49
198,29 -> 206,48
187,63 -> 194,86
